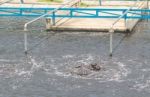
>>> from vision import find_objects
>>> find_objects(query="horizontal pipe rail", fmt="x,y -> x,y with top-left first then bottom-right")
1,7 -> 150,17
1,7 -> 150,12
24,0 -> 80,31
0,7 -> 129,10
2,14 -> 150,19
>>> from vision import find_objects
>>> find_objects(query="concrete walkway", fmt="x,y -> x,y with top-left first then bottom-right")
51,18 -> 126,32
0,1 -> 148,32
50,3 -> 146,32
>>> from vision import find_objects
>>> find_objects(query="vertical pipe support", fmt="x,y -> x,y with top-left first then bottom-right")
20,9 -> 23,15
96,9 -> 99,16
123,10 -> 127,28
109,28 -> 114,56
24,30 -> 28,54
70,9 -> 73,17
46,17 -> 52,29
24,24 -> 28,54
52,12 -> 56,26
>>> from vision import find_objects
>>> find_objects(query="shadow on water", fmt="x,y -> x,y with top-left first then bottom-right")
26,31 -> 58,53
112,33 -> 128,54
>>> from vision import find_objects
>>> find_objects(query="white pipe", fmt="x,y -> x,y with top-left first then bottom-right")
23,0 -> 80,53
109,1 -> 138,56
24,0 -> 80,31
24,31 -> 27,54
109,28 -> 114,56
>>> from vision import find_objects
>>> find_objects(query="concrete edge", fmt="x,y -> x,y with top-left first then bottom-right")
127,19 -> 141,32
47,27 -> 129,33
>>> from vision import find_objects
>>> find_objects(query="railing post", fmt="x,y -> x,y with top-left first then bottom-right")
24,31 -> 28,54
46,17 -> 51,29
123,10 -> 127,28
96,9 -> 99,16
52,12 -> 55,26
44,9 -> 47,14
109,28 -> 114,56
20,9 -> 23,16
70,9 -> 73,17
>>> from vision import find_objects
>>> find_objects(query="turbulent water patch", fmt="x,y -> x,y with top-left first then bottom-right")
43,54 -> 131,82
132,78 -> 150,92
0,54 -> 131,84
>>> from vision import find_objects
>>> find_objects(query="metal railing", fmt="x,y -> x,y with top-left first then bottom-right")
109,0 -> 146,56
23,0 -> 80,53
109,8 -> 131,56
24,0 -> 80,31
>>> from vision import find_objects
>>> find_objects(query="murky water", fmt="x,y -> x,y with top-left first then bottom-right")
0,17 -> 150,97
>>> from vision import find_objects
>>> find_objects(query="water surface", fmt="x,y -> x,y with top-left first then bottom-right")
0,17 -> 150,97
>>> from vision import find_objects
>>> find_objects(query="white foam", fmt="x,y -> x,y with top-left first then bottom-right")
133,79 -> 150,92
62,55 -> 75,58
28,56 -> 42,71
0,59 -> 22,63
